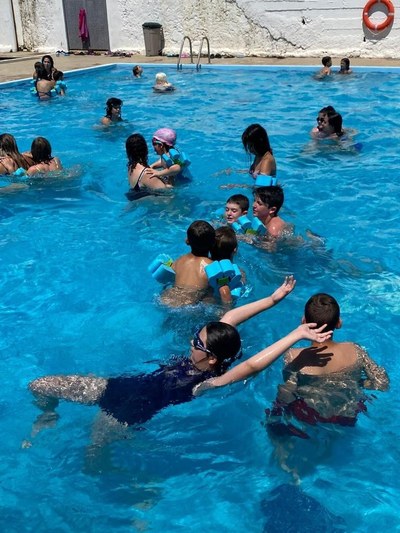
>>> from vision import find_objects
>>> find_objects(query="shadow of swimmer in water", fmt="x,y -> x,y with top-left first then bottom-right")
261,484 -> 346,533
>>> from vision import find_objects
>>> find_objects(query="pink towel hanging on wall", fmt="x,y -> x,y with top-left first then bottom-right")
79,8 -> 90,41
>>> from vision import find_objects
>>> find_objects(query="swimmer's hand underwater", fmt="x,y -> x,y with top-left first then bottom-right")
193,323 -> 332,396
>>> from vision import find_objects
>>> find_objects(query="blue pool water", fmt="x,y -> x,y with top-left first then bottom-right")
1,64 -> 399,531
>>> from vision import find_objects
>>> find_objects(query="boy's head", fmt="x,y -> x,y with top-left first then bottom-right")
253,185 -> 284,221
304,293 -> 341,332
322,56 -> 332,67
225,194 -> 249,223
211,226 -> 238,261
186,220 -> 215,257
53,70 -> 64,81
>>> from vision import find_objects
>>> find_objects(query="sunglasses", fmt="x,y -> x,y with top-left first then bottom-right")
192,328 -> 214,357
316,117 -> 326,123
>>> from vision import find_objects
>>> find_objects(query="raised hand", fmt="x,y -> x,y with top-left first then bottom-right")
271,275 -> 296,303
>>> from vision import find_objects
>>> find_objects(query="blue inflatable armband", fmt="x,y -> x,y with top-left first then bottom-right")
213,207 -> 226,219
162,148 -> 191,169
254,175 -> 278,187
205,259 -> 243,299
232,215 -> 266,235
55,80 -> 67,94
148,253 -> 175,285
12,168 -> 27,179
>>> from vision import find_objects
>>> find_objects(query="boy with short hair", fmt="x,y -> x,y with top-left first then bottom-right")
319,56 -> 332,77
252,185 -> 288,238
161,220 -> 232,306
225,194 -> 249,224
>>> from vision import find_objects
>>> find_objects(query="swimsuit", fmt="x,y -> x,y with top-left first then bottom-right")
125,167 -> 151,201
98,357 -> 216,425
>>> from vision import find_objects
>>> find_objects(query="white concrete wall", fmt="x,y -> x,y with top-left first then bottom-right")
0,0 -> 18,52
2,0 -> 399,58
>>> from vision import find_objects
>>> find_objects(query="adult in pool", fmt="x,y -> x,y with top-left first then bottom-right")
125,133 -> 172,201
26,137 -> 63,175
27,277 -> 329,442
33,54 -> 57,80
0,133 -> 33,174
242,123 -> 276,181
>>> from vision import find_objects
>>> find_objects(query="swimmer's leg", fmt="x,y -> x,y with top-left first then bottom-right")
84,411 -> 132,475
28,375 -> 107,439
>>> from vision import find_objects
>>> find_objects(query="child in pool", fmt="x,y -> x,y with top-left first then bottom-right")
101,97 -> 123,125
195,293 -> 388,420
253,185 -> 291,238
224,194 -> 249,225
161,220 -> 233,306
338,58 -> 352,75
132,65 -> 143,78
153,72 -> 175,92
148,128 -> 190,184
125,133 -> 172,201
317,56 -> 332,78
27,277 -> 323,445
211,225 -> 247,291
242,123 -> 276,181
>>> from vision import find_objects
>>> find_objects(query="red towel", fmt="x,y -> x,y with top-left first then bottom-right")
79,8 -> 89,41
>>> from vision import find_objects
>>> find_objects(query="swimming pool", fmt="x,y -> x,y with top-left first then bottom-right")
1,64 -> 399,531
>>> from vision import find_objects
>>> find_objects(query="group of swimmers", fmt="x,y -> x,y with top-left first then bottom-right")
4,57 -> 387,478
317,56 -> 352,78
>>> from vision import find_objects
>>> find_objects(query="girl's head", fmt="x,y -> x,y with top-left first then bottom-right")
105,97 -> 123,119
0,133 -> 19,156
191,322 -> 242,375
41,55 -> 54,72
31,137 -> 52,163
340,58 -> 350,72
125,133 -> 148,170
0,133 -> 30,170
328,113 -> 344,137
133,65 -> 143,78
242,123 -> 273,157
152,128 -> 176,148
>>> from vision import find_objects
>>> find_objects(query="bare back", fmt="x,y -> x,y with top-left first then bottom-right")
172,253 -> 212,290
129,163 -> 171,191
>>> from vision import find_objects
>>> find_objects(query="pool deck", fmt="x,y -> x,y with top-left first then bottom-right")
1,51 -> 400,83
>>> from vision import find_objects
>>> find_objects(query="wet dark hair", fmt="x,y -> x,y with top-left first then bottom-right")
227,194 -> 249,212
304,293 -> 340,333
126,133 -> 149,171
0,133 -> 31,170
53,70 -> 64,82
41,55 -> 54,69
242,123 -> 273,157
322,56 -> 331,66
105,97 -> 123,119
319,105 -> 336,117
211,226 -> 237,261
187,220 -> 215,257
340,58 -> 350,71
133,65 -> 142,77
35,63 -> 48,81
31,137 -> 52,163
328,113 -> 344,137
205,321 -> 242,374
254,185 -> 284,215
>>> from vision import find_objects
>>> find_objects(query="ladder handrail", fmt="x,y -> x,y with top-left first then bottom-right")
177,36 -> 193,70
196,36 -> 211,70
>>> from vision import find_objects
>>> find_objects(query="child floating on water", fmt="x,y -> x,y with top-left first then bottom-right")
224,194 -> 250,225
101,97 -> 123,126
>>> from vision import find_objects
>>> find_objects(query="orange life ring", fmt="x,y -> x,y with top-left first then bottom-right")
363,0 -> 395,31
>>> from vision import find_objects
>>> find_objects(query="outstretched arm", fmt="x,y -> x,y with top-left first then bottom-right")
219,276 -> 296,327
193,323 -> 332,395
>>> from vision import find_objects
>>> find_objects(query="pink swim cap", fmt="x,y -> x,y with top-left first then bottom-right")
153,128 -> 177,147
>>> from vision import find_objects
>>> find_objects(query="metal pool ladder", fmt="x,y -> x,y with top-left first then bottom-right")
177,36 -> 211,70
